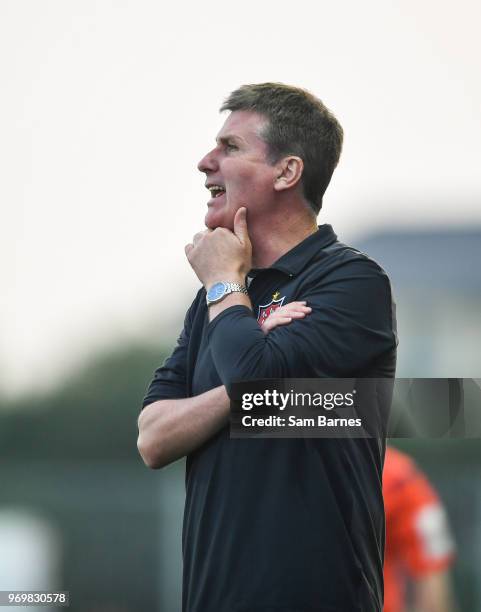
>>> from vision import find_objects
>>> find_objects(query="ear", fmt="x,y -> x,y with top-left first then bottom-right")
273,156 -> 304,193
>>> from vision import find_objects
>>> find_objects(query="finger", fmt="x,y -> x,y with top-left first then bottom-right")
281,310 -> 308,318
268,313 -> 304,325
193,230 -> 208,247
288,307 -> 312,315
233,207 -> 248,243
279,304 -> 311,312
279,301 -> 310,309
285,302 -> 310,310
274,305 -> 311,317
265,308 -> 311,326
185,243 -> 194,257
262,316 -> 292,333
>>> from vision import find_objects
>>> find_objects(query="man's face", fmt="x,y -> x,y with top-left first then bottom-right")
198,110 -> 278,230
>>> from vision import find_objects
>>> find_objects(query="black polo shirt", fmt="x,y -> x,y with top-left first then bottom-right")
143,224 -> 397,612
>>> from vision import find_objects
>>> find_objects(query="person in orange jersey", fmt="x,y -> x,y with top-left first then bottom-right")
383,446 -> 458,612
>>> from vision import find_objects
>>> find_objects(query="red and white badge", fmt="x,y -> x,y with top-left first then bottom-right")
257,291 -> 286,324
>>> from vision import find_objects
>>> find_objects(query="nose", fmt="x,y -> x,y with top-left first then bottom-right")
197,147 -> 219,174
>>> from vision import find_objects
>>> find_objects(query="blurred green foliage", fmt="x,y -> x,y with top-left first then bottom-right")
0,344 -> 167,462
0,343 -> 175,611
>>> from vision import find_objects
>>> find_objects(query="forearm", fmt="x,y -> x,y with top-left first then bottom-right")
137,385 -> 230,469
412,571 -> 458,612
208,305 -> 288,383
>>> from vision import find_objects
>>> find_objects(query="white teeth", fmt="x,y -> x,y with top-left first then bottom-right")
208,185 -> 226,197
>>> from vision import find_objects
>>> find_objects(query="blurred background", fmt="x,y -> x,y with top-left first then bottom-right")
1,0 -> 480,610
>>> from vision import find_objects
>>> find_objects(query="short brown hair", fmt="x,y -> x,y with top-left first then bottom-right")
220,83 -> 343,215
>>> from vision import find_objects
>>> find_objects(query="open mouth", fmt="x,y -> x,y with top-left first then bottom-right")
208,185 -> 226,199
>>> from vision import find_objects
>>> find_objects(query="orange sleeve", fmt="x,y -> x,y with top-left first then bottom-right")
384,449 -> 455,577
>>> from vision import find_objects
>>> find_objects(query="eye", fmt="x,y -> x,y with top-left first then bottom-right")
226,142 -> 238,151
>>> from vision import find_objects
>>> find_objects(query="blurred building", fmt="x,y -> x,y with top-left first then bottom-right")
354,229 -> 481,377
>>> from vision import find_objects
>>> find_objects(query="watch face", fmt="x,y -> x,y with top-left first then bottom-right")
207,282 -> 227,303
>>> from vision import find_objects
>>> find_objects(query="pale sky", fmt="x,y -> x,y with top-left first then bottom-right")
1,0 -> 480,397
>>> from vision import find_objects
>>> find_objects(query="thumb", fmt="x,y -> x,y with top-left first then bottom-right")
233,206 -> 248,242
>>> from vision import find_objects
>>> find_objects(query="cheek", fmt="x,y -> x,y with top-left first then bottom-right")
227,164 -> 273,199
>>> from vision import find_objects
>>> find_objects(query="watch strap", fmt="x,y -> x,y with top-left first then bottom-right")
224,282 -> 248,296
206,281 -> 248,306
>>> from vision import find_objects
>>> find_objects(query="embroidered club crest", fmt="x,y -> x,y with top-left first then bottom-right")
257,292 -> 286,324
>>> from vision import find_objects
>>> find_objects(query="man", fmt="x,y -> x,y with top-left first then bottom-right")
138,83 -> 398,612
383,446 -> 457,612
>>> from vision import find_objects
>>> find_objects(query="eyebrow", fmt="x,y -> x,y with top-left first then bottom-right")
216,135 -> 243,145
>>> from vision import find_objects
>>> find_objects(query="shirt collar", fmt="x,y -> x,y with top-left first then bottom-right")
249,224 -> 338,278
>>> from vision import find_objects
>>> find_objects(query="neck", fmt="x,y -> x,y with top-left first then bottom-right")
249,203 -> 319,269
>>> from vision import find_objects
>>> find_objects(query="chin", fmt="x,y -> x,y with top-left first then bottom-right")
204,209 -> 234,230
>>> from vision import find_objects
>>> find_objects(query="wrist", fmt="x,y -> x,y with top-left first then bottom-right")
207,288 -> 252,322
205,274 -> 245,290
205,279 -> 249,307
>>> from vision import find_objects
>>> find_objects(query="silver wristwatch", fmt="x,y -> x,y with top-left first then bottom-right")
206,281 -> 248,306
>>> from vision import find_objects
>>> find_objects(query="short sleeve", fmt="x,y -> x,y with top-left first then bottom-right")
142,291 -> 201,408
388,466 -> 455,576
